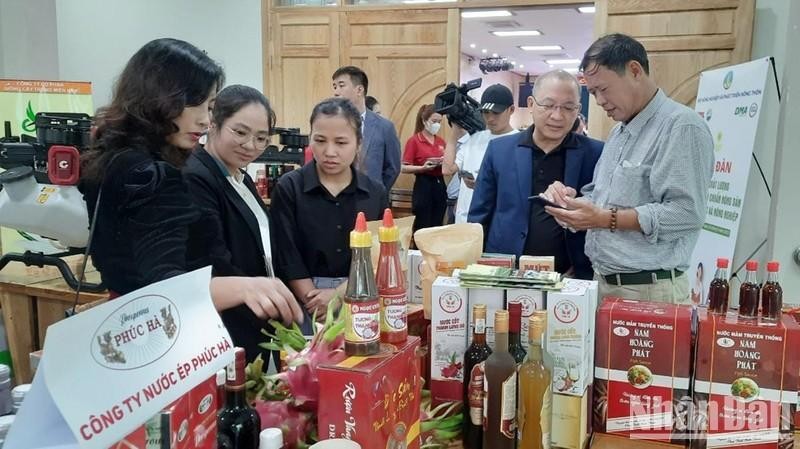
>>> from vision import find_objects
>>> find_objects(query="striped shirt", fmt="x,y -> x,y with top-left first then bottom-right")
583,89 -> 714,275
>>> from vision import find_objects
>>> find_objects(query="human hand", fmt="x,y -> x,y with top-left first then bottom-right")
423,160 -> 438,170
241,277 -> 304,326
464,177 -> 476,189
305,288 -> 339,320
545,197 -> 608,231
542,181 -> 577,208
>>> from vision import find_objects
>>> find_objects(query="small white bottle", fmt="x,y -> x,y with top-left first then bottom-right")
11,384 -> 31,414
0,414 -> 16,448
260,428 -> 283,449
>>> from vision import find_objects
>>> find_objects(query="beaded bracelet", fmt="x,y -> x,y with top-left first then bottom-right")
610,207 -> 618,233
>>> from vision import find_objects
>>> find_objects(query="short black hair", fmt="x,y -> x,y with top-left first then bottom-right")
310,97 -> 363,144
332,66 -> 369,95
211,84 -> 276,133
365,95 -> 379,111
580,33 -> 649,76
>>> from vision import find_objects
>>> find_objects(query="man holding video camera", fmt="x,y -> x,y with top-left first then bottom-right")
442,84 -> 518,223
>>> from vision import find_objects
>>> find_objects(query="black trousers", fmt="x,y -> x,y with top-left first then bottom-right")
412,174 -> 447,233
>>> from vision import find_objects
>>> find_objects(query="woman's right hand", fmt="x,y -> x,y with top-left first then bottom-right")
211,277 -> 304,326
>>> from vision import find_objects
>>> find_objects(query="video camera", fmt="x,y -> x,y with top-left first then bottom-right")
0,112 -> 91,185
255,126 -> 308,166
434,78 -> 486,135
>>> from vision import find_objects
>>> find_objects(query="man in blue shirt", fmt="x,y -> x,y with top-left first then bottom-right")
332,66 -> 401,190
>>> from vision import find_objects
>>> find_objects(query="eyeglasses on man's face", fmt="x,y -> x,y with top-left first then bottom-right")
226,126 -> 270,150
531,97 -> 582,114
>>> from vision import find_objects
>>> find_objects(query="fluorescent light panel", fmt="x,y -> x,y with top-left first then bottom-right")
545,58 -> 581,65
577,6 -> 596,13
491,30 -> 541,37
461,10 -> 512,18
519,45 -> 563,51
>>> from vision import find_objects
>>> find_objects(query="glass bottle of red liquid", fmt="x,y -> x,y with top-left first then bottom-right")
737,260 -> 760,318
708,257 -> 730,314
255,169 -> 268,202
377,208 -> 408,344
761,261 -> 783,321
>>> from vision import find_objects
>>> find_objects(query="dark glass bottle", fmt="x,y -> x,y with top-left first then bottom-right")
761,261 -> 783,321
463,304 -> 493,449
738,260 -> 760,318
344,212 -> 380,356
708,257 -> 730,314
483,311 -> 517,449
507,301 -> 527,364
218,348 -> 261,449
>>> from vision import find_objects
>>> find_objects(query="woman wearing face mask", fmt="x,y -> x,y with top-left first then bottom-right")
271,97 -> 388,326
182,85 -> 300,362
80,40 -> 303,331
401,104 -> 447,233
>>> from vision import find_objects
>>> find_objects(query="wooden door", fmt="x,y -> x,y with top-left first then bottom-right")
589,0 -> 756,138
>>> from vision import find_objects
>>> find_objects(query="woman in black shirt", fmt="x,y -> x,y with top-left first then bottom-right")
271,98 -> 387,324
79,39 -> 302,326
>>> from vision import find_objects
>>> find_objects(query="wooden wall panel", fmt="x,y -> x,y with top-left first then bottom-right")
589,0 -> 755,139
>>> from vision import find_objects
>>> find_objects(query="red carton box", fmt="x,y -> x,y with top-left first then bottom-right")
594,298 -> 693,444
188,375 -> 218,449
692,310 -> 799,449
318,337 -> 422,449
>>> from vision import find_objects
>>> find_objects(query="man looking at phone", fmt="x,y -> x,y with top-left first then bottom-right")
442,84 -> 518,223
469,70 -> 603,279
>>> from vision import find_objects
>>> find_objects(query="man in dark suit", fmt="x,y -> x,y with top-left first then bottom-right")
468,70 -> 604,279
332,66 -> 401,190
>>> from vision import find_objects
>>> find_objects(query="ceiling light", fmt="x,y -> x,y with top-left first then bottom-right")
481,49 -> 488,53
577,6 -> 596,13
519,45 -> 563,51
519,64 -> 524,68
492,53 -> 498,57
461,10 -> 512,18
545,58 -> 581,65
491,30 -> 541,37
469,43 -> 476,48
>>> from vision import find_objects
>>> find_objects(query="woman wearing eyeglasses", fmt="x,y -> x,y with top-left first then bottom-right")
183,84 -> 301,362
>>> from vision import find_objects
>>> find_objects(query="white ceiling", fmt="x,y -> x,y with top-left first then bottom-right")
460,4 -> 595,77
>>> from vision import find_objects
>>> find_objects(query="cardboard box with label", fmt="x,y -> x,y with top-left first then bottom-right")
506,288 -> 545,343
467,288 -> 505,348
407,250 -> 424,304
430,277 -> 469,403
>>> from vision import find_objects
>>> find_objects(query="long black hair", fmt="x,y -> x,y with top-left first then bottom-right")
83,38 -> 224,180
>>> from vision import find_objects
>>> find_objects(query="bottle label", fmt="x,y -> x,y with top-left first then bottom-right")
468,363 -> 485,425
500,371 -> 517,439
483,372 -> 489,432
344,299 -> 380,343
380,292 -> 407,333
475,318 -> 486,335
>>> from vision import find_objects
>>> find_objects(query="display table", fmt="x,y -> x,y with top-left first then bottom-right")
0,256 -> 107,383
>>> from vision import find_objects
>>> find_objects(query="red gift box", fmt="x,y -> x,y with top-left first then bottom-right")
318,337 -> 422,449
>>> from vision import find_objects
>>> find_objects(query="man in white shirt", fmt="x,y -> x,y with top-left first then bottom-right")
442,83 -> 518,223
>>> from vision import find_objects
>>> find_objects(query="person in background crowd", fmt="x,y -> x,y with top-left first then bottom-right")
572,113 -> 588,136
401,104 -> 447,233
332,66 -> 400,191
469,70 -> 603,279
79,39 -> 302,327
544,33 -> 714,304
183,85 -> 300,363
445,125 -> 467,224
271,97 -> 387,329
366,95 -> 381,115
691,262 -> 705,305
442,84 -> 519,223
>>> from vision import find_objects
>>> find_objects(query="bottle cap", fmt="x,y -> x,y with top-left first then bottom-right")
495,310 -> 509,333
767,261 -> 780,272
746,260 -> 758,271
473,304 -> 486,319
226,348 -> 246,385
260,428 -> 284,449
378,208 -> 399,242
216,368 -> 226,387
716,258 -> 729,269
529,312 -> 546,342
350,212 -> 372,248
508,301 -> 522,333
0,364 -> 10,381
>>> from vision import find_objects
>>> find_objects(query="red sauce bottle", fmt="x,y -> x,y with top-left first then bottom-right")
708,257 -> 730,314
737,260 -> 760,318
377,208 -> 408,344
760,261 -> 782,321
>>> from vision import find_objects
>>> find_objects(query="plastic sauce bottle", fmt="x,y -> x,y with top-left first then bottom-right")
377,208 -> 408,344
344,212 -> 380,356
761,261 -> 783,321
737,260 -> 760,318
707,257 -> 730,314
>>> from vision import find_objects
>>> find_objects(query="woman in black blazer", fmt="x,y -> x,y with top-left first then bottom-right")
183,85 -> 300,363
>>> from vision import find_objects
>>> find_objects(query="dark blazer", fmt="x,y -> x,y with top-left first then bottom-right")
468,129 -> 604,279
361,109 -> 401,190
183,148 -> 277,362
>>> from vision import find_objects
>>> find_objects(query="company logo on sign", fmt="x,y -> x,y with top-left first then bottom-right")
749,102 -> 758,117
554,299 -> 579,324
91,294 -> 181,370
734,105 -> 750,116
723,71 -> 733,90
439,291 -> 463,313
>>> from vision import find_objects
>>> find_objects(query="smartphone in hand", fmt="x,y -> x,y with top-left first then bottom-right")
458,170 -> 475,181
528,194 -> 567,210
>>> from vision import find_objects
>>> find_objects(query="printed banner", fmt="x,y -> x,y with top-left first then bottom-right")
0,79 -> 94,254
689,58 -> 770,305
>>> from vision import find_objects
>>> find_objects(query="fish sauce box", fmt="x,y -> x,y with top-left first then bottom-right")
317,337 -> 422,449
691,311 -> 799,449
593,298 -> 693,444
407,250 -> 424,304
430,276 -> 469,403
